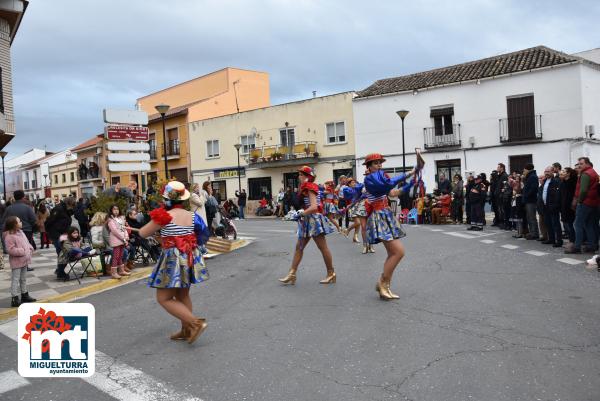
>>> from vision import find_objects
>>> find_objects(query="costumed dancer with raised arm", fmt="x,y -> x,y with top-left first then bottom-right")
363,153 -> 423,300
342,178 -> 372,254
279,166 -> 337,285
140,181 -> 210,344
323,180 -> 342,232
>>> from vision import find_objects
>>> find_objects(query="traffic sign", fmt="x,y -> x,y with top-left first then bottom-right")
106,125 -> 149,141
107,142 -> 150,151
103,109 -> 148,125
107,153 -> 150,162
108,162 -> 151,172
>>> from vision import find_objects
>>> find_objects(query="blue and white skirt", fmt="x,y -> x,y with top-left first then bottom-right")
147,246 -> 209,289
297,214 -> 337,238
366,208 -> 406,244
323,202 -> 339,216
349,199 -> 368,218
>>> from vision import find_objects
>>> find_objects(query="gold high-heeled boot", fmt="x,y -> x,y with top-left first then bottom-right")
362,243 -> 369,254
187,318 -> 208,344
368,244 -> 375,253
319,268 -> 336,284
375,276 -> 396,300
341,228 -> 349,237
278,268 -> 297,285
170,323 -> 190,341
353,232 -> 360,243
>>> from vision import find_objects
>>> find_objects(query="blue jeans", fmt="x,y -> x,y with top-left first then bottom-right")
239,206 -> 245,219
574,204 -> 598,250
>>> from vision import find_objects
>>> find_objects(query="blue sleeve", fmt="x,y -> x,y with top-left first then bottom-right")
366,171 -> 407,193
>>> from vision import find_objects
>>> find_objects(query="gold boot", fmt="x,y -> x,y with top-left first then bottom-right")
319,269 -> 336,284
278,268 -> 297,285
362,244 -> 368,254
375,276 -> 394,300
341,228 -> 349,237
170,323 -> 190,341
353,232 -> 360,243
368,244 -> 375,253
187,318 -> 208,344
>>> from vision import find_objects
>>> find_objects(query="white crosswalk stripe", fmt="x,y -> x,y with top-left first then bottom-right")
525,250 -> 548,256
557,258 -> 584,265
0,369 -> 30,394
480,239 -> 496,244
501,244 -> 519,250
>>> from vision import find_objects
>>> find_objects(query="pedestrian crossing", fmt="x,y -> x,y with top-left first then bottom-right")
407,225 -> 589,267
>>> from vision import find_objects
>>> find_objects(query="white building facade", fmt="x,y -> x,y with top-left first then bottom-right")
353,46 -> 600,190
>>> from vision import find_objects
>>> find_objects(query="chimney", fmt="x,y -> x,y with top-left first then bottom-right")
312,91 -> 317,98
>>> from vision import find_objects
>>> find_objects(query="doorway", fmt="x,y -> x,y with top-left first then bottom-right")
509,154 -> 533,174
283,172 -> 299,191
435,159 -> 462,183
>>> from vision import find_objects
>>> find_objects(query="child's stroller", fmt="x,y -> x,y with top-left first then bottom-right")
214,206 -> 237,240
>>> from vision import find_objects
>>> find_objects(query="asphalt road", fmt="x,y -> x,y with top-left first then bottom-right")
1,218 -> 599,401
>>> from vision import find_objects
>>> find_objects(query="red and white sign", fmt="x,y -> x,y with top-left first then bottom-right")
105,125 -> 149,141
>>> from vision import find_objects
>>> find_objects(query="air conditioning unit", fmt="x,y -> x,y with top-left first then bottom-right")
468,136 -> 475,147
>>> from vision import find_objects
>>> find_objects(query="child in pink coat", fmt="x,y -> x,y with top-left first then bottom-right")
3,216 -> 36,307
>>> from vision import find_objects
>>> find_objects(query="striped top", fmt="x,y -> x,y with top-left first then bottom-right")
160,223 -> 194,237
366,192 -> 387,203
303,191 -> 322,208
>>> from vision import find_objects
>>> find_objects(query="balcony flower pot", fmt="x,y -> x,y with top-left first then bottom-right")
271,152 -> 284,160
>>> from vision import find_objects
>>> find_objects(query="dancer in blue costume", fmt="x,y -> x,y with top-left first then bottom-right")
342,177 -> 372,253
279,166 -> 337,285
323,180 -> 342,232
140,181 -> 209,343
363,153 -> 422,300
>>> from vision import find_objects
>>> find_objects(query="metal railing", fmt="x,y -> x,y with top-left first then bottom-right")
167,140 -> 180,156
499,115 -> 542,143
149,147 -> 157,159
248,141 -> 318,164
31,180 -> 38,189
423,124 -> 461,149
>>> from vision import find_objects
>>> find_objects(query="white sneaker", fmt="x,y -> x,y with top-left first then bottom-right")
88,249 -> 97,256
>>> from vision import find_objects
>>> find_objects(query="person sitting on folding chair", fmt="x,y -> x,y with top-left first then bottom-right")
56,227 -> 96,281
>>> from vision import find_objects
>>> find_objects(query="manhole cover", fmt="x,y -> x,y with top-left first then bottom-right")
258,252 -> 290,257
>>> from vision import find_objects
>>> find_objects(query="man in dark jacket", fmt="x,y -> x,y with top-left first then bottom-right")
468,174 -> 485,231
235,189 -> 247,219
541,166 -> 562,247
494,163 -> 510,228
489,170 -> 499,225
437,174 -> 451,195
46,197 -> 77,254
4,190 -> 37,251
522,163 -> 540,239
465,175 -> 475,225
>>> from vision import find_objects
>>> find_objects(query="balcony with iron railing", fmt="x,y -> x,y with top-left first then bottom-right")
167,140 -> 180,157
423,124 -> 461,149
499,115 -> 542,143
248,141 -> 318,168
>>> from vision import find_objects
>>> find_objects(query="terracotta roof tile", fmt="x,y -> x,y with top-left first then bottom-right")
72,135 -> 103,151
356,46 -> 596,98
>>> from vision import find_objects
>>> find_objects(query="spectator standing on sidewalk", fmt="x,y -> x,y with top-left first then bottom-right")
276,188 -> 285,217
536,175 -> 549,242
190,183 -> 208,225
522,163 -> 540,240
495,163 -> 509,228
468,174 -> 485,231
566,157 -> 599,254
36,203 -> 50,249
4,216 -> 36,307
465,174 -> 475,225
4,190 -> 37,252
235,189 -> 247,219
541,166 -> 562,247
559,167 -> 577,244
489,170 -> 500,226
451,174 -> 464,224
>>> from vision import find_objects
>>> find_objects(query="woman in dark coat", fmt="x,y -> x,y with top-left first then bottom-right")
559,167 -> 577,244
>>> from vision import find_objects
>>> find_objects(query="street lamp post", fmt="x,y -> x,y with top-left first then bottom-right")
396,110 -> 409,172
234,143 -> 242,193
155,104 -> 171,181
0,151 -> 6,201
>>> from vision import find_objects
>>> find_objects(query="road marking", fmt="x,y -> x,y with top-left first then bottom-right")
443,232 -> 479,239
501,244 -> 519,250
480,239 -> 496,244
0,319 -> 203,401
0,369 -> 30,394
524,250 -> 548,256
557,258 -> 584,265
430,228 -> 444,232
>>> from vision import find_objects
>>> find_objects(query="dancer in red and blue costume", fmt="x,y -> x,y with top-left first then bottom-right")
279,166 -> 337,285
363,153 -> 421,300
342,177 -> 372,253
323,180 -> 342,232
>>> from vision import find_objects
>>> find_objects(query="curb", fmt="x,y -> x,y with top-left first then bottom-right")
0,267 -> 153,322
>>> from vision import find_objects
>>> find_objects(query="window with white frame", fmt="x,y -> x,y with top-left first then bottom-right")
326,122 -> 346,144
206,140 -> 220,158
240,134 -> 256,155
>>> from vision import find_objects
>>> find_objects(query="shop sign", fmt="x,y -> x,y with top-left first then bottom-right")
214,168 -> 245,179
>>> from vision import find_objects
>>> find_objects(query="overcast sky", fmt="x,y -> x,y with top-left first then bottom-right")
5,0 -> 599,159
